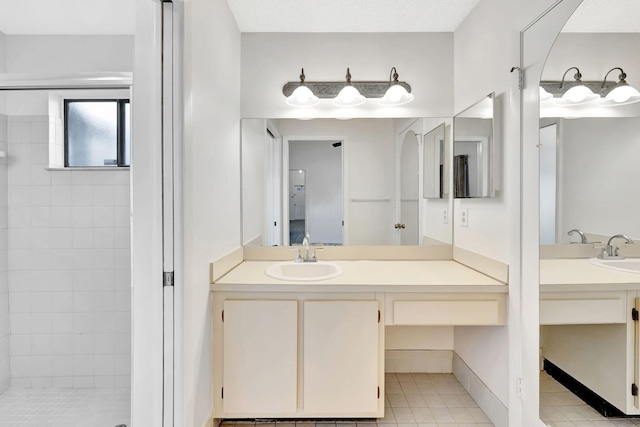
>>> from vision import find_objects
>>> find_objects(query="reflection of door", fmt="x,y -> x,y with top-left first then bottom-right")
289,170 -> 306,220
400,131 -> 419,245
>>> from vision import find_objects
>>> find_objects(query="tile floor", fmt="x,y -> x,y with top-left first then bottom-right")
541,371 -> 640,426
221,373 -> 494,427
0,387 -> 130,427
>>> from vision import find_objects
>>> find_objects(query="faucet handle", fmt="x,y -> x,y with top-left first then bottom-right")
310,246 -> 324,261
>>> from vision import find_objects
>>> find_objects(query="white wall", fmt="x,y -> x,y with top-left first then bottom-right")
276,119 -> 397,245
5,35 -> 133,74
421,119 -> 453,246
0,112 -> 8,393
182,0 -> 241,425
0,29 -> 9,394
557,118 -> 640,241
241,33 -> 453,119
241,119 -> 266,245
452,0 -> 520,409
542,33 -> 640,83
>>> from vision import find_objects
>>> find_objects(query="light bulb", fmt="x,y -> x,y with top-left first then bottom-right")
611,86 -> 636,103
380,84 -> 414,106
539,86 -> 553,103
286,85 -> 319,107
557,85 -> 600,106
566,86 -> 588,102
333,85 -> 365,107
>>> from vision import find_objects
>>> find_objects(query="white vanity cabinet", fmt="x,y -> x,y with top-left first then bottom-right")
540,259 -> 640,416
303,300 -> 379,414
212,292 -> 385,419
222,300 -> 298,414
211,258 -> 508,419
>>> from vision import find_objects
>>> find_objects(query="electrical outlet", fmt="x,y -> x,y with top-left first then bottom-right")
460,208 -> 469,227
443,208 -> 448,224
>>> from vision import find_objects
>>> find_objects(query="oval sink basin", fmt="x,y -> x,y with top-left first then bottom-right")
265,261 -> 343,282
589,258 -> 640,274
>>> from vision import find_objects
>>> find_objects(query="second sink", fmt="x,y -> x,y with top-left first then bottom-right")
590,258 -> 640,274
265,261 -> 343,282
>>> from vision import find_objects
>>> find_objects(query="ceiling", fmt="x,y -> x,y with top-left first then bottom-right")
0,0 -> 638,35
0,0 -> 134,35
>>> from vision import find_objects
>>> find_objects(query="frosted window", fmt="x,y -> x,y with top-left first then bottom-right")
65,100 -> 130,167
67,101 -> 118,167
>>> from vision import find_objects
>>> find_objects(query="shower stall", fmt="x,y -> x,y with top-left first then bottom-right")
0,60 -> 133,427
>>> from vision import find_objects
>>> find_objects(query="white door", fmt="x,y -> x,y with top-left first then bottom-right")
400,131 -> 419,245
223,300 -> 298,414
303,301 -> 379,414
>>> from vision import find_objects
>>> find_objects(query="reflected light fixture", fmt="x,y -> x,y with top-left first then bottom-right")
600,67 -> 640,106
332,68 -> 366,107
381,67 -> 414,106
285,68 -> 320,107
539,86 -> 553,103
282,67 -> 413,108
555,67 -> 600,106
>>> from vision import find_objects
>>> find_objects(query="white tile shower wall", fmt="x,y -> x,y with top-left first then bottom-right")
0,113 -> 9,393
7,115 -> 130,389
453,352 -> 507,427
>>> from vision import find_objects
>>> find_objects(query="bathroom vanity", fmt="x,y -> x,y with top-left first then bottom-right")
540,258 -> 640,415
210,249 -> 507,419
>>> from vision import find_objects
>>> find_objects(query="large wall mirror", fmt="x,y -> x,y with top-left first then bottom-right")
241,118 -> 453,247
423,123 -> 447,200
453,93 -> 495,198
537,2 -> 640,423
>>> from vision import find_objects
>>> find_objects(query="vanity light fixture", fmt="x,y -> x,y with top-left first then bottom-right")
380,67 -> 414,106
556,67 -> 600,106
285,68 -> 320,107
600,67 -> 640,106
282,67 -> 413,107
332,68 -> 366,107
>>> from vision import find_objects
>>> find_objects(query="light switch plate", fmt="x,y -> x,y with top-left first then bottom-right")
443,208 -> 448,224
460,208 -> 469,227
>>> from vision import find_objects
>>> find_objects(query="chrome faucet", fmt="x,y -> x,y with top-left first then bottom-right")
567,229 -> 588,244
294,232 -> 323,262
599,234 -> 634,259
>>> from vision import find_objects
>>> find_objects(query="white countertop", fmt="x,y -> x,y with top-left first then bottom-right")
212,260 -> 507,293
541,259 -> 640,292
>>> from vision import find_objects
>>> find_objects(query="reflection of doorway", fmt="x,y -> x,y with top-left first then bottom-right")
289,169 -> 306,244
285,140 -> 343,245
453,137 -> 488,197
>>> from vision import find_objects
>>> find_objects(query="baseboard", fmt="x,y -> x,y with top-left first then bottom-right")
453,352 -> 508,427
543,359 -> 627,418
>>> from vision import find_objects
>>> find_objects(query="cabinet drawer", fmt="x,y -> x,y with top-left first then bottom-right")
393,300 -> 501,325
540,298 -> 626,325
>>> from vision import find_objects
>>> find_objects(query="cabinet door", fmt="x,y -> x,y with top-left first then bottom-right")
303,300 -> 379,414
223,300 -> 298,414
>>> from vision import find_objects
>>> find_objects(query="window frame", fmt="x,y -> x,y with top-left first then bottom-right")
63,98 -> 131,168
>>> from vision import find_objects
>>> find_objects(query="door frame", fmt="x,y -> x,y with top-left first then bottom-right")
395,119 -> 423,245
282,136 -> 348,246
